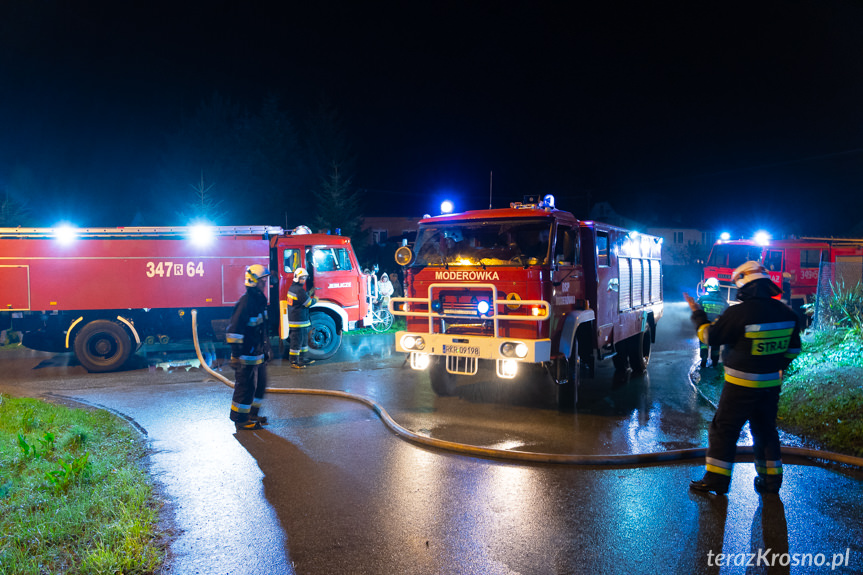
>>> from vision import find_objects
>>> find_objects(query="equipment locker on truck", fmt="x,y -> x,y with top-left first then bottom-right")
389,195 -> 664,408
0,225 -> 375,372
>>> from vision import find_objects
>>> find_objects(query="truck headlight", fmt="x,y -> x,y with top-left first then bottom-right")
401,335 -> 425,350
500,341 -> 528,358
500,359 -> 518,378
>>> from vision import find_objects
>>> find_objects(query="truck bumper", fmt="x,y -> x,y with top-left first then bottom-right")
395,330 -> 551,377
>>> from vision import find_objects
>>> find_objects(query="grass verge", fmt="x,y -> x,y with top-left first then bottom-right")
0,394 -> 165,574
691,331 -> 863,457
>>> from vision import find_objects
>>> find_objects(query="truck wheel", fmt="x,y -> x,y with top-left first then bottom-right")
557,343 -> 579,410
74,320 -> 132,373
429,357 -> 458,396
627,329 -> 651,374
307,312 -> 340,360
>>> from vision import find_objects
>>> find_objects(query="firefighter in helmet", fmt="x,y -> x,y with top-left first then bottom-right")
696,277 -> 729,368
287,267 -> 318,368
226,264 -> 271,430
684,261 -> 801,495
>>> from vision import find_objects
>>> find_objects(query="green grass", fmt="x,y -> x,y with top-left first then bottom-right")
0,395 -> 165,574
692,331 -> 863,457
349,315 -> 406,335
779,331 -> 863,457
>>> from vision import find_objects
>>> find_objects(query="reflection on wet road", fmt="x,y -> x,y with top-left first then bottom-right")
0,301 -> 861,574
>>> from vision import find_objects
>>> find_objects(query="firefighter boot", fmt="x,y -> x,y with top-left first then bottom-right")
754,475 -> 782,494
690,471 -> 730,495
235,420 -> 263,431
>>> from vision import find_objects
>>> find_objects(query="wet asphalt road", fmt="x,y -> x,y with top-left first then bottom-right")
1,301 -> 862,574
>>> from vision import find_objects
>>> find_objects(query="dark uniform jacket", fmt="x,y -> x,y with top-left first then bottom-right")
287,282 -> 317,328
692,278 -> 801,388
226,286 -> 269,365
697,291 -> 729,322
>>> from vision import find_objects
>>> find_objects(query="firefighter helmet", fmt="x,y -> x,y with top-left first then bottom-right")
245,264 -> 270,287
704,277 -> 720,292
731,260 -> 769,288
293,267 -> 309,282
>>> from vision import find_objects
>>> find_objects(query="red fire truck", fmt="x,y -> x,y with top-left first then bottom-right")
389,196 -> 664,408
0,225 -> 375,372
700,236 -> 863,318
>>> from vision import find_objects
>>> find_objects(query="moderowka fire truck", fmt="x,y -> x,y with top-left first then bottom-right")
701,236 -> 863,320
0,225 -> 375,372
389,196 -> 664,408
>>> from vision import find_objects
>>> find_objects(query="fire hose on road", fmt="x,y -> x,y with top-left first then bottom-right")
191,310 -> 863,469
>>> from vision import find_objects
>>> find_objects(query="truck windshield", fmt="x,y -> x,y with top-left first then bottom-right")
707,244 -> 763,268
412,219 -> 552,267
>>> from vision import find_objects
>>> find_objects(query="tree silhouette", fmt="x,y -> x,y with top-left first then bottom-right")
313,162 -> 363,241
0,189 -> 31,226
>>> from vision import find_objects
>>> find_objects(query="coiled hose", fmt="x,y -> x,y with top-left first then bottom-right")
192,310 -> 863,468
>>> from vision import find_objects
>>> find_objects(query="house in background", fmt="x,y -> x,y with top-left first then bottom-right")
588,201 -> 715,266
361,216 -> 421,246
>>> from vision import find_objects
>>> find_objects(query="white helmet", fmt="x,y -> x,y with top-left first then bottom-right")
704,277 -> 720,292
245,264 -> 270,287
731,261 -> 770,288
293,267 -> 309,282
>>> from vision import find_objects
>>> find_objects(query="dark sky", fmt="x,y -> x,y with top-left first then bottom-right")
2,1 -> 863,236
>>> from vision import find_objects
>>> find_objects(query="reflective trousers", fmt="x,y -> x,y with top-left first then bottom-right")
230,363 -> 267,423
706,382 -> 782,479
289,326 -> 310,364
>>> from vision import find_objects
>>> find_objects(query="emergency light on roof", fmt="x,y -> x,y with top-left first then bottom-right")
754,231 -> 771,246
189,224 -> 215,246
54,224 -> 78,245
720,232 -> 731,241
293,225 -> 312,235
441,200 -> 454,214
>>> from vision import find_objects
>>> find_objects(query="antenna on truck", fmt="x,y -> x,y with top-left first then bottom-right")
489,171 -> 493,209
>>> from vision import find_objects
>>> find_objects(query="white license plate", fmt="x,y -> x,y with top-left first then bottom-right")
442,343 -> 480,356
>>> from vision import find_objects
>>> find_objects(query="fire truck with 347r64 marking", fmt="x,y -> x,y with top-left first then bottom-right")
389,196 -> 664,408
0,225 -> 377,372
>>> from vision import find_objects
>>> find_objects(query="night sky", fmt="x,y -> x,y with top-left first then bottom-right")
2,1 -> 863,236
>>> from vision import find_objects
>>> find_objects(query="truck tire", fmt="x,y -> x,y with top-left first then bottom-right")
74,320 -> 132,373
429,356 -> 458,396
307,312 -> 340,360
557,342 -> 579,410
627,329 -> 651,374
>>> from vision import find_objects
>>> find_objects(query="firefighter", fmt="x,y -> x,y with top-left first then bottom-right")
226,264 -> 271,431
697,277 -> 729,368
684,261 -> 801,495
288,267 -> 317,368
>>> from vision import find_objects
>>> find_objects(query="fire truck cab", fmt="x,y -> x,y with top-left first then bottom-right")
390,196 -> 664,408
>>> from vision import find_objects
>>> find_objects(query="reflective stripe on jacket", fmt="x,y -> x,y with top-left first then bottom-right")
692,279 -> 801,388
287,282 -> 317,328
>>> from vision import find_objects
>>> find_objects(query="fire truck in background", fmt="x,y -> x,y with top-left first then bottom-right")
700,236 -> 863,320
0,225 -> 375,372
389,196 -> 664,408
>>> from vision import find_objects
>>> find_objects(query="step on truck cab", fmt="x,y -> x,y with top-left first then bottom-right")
389,195 -> 664,408
0,225 -> 374,372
